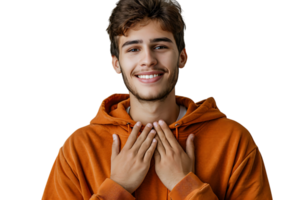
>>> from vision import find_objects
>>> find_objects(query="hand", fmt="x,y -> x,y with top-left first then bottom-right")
110,122 -> 157,194
153,120 -> 195,191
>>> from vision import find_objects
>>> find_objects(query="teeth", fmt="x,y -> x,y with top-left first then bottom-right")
138,74 -> 160,79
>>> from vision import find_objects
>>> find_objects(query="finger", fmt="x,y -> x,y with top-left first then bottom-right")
142,131 -> 158,163
186,134 -> 195,160
158,120 -> 179,150
123,121 -> 142,150
153,121 -> 172,152
137,129 -> 156,158
132,123 -> 156,151
111,134 -> 119,160
153,134 -> 166,156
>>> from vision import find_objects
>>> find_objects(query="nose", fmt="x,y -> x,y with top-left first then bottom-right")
140,47 -> 157,68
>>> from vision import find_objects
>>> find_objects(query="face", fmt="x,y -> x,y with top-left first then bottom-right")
112,18 -> 187,102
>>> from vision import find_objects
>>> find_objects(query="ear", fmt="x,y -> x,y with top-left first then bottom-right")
112,55 -> 121,74
178,48 -> 188,69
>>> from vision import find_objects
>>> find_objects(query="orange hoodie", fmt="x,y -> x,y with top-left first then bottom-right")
42,93 -> 273,200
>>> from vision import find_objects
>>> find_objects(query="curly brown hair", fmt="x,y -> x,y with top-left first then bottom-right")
106,0 -> 186,60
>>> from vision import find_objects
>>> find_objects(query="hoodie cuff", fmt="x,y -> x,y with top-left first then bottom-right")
169,172 -> 208,200
94,178 -> 135,200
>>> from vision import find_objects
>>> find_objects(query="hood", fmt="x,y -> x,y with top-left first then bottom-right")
90,93 -> 226,132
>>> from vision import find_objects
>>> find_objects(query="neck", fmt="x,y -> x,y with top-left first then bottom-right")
129,90 -> 180,126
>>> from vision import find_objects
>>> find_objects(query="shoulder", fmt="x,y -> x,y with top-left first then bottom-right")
212,117 -> 256,143
65,124 -> 109,145
212,117 -> 250,131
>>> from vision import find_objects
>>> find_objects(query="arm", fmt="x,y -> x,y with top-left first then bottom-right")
42,147 -> 135,200
169,147 -> 272,200
225,147 -> 272,199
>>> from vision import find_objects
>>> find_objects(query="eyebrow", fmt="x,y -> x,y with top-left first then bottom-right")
121,37 -> 173,49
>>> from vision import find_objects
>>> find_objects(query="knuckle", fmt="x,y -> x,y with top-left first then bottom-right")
148,136 -> 155,143
128,150 -> 136,158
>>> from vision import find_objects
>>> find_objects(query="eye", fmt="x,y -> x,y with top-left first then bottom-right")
156,46 -> 167,49
128,49 -> 139,52
127,46 -> 168,52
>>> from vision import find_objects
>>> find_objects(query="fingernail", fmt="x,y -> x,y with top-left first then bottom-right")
159,120 -> 164,125
113,134 -> 117,140
136,122 -> 141,127
153,122 -> 158,127
147,123 -> 152,128
191,134 -> 194,140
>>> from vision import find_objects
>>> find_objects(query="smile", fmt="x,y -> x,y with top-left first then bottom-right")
135,74 -> 164,83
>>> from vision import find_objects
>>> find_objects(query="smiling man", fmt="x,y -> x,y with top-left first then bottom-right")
113,18 -> 185,126
42,0 -> 273,199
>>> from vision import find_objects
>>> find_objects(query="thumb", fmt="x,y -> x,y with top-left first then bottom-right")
111,134 -> 120,160
186,134 -> 195,161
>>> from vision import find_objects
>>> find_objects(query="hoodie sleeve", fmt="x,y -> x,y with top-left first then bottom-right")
169,147 -> 272,200
90,178 -> 136,200
169,172 -> 219,200
225,147 -> 272,199
42,147 -> 135,200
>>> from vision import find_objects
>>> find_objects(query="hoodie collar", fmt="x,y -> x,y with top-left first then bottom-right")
90,93 -> 226,129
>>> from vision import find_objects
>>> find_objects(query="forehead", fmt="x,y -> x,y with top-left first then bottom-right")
118,19 -> 175,48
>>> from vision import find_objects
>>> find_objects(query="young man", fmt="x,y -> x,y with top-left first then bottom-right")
111,16 -> 186,125
42,0 -> 273,199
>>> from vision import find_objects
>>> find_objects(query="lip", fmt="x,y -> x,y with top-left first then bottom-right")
135,70 -> 165,76
135,74 -> 164,83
